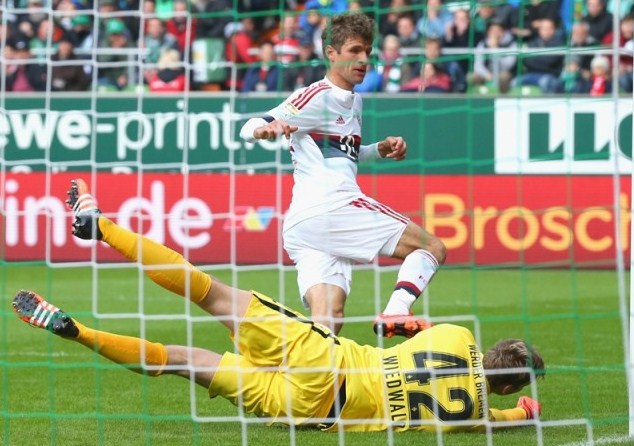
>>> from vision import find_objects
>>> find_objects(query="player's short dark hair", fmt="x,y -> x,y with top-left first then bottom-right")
483,339 -> 545,389
322,13 -> 374,57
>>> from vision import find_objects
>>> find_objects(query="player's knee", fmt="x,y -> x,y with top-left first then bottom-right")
332,307 -> 344,323
331,307 -> 345,334
310,306 -> 344,334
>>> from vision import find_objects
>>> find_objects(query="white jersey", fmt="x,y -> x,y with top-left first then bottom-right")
264,77 -> 377,231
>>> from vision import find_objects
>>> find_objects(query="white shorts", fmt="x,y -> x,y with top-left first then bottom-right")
284,197 -> 409,305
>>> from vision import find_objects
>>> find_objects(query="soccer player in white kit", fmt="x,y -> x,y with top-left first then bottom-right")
240,13 -> 446,336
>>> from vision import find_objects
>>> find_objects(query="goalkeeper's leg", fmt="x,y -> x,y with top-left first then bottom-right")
66,179 -> 252,330
13,290 -> 221,388
11,289 -> 220,386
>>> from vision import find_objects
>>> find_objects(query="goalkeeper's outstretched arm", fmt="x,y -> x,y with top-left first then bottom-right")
489,396 -> 542,424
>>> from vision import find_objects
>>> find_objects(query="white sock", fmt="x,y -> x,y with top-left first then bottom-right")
382,249 -> 439,315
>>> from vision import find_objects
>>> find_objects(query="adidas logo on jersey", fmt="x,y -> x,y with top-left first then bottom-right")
336,115 -> 345,125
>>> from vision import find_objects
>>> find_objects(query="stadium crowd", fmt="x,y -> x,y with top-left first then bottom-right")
1,0 -> 632,95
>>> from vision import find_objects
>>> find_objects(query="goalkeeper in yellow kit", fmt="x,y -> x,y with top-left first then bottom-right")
12,179 -> 545,432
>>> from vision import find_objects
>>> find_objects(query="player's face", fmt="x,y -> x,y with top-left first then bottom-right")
326,36 -> 372,91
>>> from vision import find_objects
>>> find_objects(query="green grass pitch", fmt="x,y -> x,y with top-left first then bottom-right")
0,264 -> 629,446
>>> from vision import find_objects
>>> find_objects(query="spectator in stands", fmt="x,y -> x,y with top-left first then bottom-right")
423,36 -> 466,92
69,14 -> 94,54
602,13 -> 634,92
97,0 -> 133,48
472,19 -> 517,93
514,18 -> 564,93
51,34 -> 91,91
30,18 -> 66,61
97,0 -> 117,21
443,9 -> 483,75
4,32 -> 47,92
377,0 -> 412,37
143,18 -> 179,66
491,0 -> 517,31
395,15 -> 421,75
568,21 -> 597,74
299,0 -> 348,35
273,14 -> 301,66
396,15 -> 422,50
194,0 -> 232,39
143,0 -> 157,17
165,0 -> 196,54
511,0 -> 561,41
417,0 -> 453,39
588,54 -> 612,95
96,0 -> 136,44
281,34 -> 326,91
376,34 -> 413,92
241,41 -> 280,92
444,9 -> 482,48
97,18 -> 135,90
140,0 -> 156,37
298,7 -> 323,45
55,0 -> 80,32
17,0 -> 47,42
225,17 -> 257,90
419,62 -> 452,92
312,14 -> 329,58
583,0 -> 613,42
148,48 -> 187,92
348,0 -> 363,12
118,0 -> 143,41
473,0 -> 496,35
559,58 -> 591,93
142,18 -> 179,85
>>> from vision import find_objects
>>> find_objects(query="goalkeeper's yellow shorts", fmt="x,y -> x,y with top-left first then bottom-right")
208,291 -> 346,424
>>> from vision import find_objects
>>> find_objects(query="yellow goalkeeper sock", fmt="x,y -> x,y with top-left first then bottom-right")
73,321 -> 168,376
98,217 -> 211,303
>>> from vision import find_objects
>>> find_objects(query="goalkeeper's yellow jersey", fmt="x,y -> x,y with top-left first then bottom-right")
325,324 -> 489,432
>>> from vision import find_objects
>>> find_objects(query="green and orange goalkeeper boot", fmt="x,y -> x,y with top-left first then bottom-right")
12,290 -> 79,338
65,178 -> 103,240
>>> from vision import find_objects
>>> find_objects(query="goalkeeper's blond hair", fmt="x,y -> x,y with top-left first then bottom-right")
483,339 -> 545,389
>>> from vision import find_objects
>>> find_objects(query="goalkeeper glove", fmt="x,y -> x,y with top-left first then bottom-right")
517,396 -> 541,419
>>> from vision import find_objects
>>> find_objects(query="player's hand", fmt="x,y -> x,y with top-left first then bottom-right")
253,120 -> 298,140
378,136 -> 406,161
517,396 -> 541,419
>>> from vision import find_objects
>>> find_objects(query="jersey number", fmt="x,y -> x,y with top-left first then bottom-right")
404,351 -> 475,422
338,135 -> 359,159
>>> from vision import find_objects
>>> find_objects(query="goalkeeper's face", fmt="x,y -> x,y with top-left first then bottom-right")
326,37 -> 372,91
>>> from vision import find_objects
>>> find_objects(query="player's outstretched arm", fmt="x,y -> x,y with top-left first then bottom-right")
488,396 -> 542,424
240,117 -> 298,142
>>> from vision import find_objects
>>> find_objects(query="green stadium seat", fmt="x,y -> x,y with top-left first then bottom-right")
509,85 -> 543,96
122,85 -> 149,93
96,84 -> 119,93
468,84 -> 499,95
